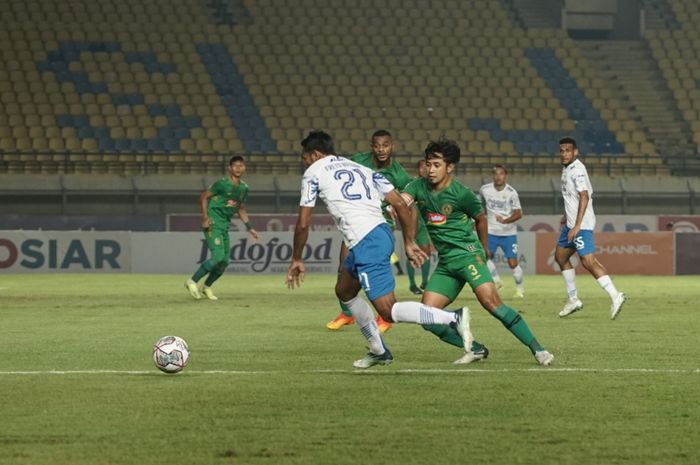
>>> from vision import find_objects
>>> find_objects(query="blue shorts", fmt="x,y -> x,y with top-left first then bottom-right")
487,234 -> 518,260
343,223 -> 395,301
557,226 -> 596,256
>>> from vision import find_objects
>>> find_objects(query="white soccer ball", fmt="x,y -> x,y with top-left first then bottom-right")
152,336 -> 190,373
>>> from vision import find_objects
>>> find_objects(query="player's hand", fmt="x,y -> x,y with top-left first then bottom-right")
560,215 -> 566,227
286,260 -> 305,289
248,228 -> 260,241
567,226 -> 580,243
496,215 -> 505,223
405,242 -> 428,268
202,217 -> 211,229
485,249 -> 492,260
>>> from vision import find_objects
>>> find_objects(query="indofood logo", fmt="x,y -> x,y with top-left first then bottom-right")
198,237 -> 333,272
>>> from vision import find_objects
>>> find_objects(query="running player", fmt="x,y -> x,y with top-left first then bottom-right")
402,138 -> 554,365
480,164 -> 525,298
185,156 -> 260,300
556,137 -> 626,319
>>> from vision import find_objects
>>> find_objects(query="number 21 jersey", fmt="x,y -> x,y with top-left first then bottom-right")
300,155 -> 394,248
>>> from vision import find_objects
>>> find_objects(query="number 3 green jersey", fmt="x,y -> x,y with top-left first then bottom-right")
403,177 -> 484,260
206,177 -> 249,230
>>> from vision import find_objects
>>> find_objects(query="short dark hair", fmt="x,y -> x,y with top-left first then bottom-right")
301,130 -> 335,155
371,129 -> 392,139
424,137 -> 460,165
492,164 -> 507,174
559,136 -> 577,148
229,155 -> 245,165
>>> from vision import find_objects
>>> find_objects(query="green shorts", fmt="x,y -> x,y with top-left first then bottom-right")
424,253 -> 493,302
203,227 -> 230,264
416,220 -> 431,247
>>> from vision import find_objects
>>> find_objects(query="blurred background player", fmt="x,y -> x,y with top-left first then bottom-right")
402,138 -> 554,366
556,137 -> 626,319
287,131 -> 472,368
480,164 -> 525,298
325,130 -> 415,332
406,159 -> 434,294
185,156 -> 260,300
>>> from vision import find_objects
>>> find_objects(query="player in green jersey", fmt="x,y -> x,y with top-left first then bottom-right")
401,139 -> 554,366
185,156 -> 260,300
325,130 -> 433,332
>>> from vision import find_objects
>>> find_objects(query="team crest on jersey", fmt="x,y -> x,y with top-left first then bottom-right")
441,204 -> 453,216
214,237 -> 221,245
426,212 -> 447,225
226,199 -> 238,207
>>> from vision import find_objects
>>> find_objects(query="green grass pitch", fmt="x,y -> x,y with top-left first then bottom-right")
0,274 -> 698,465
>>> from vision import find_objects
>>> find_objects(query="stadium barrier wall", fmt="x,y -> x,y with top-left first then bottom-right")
0,231 -> 688,276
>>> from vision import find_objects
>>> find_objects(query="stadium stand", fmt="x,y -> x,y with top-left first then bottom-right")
0,0 -> 676,177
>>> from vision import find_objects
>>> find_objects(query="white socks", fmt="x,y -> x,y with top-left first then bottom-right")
562,268 -> 578,300
390,302 -> 457,325
596,275 -> 619,300
512,265 -> 524,289
487,259 -> 501,283
343,297 -> 384,355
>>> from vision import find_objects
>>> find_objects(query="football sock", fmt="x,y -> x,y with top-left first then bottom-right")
492,304 -> 544,354
191,260 -> 214,282
420,258 -> 431,287
596,275 -> 619,300
421,324 -> 485,351
406,260 -> 418,287
487,259 -> 501,283
513,265 -> 524,288
561,268 -> 578,300
343,296 -> 384,355
203,263 -> 226,287
391,302 -> 457,325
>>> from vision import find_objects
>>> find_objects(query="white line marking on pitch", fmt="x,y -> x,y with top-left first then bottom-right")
0,368 -> 698,375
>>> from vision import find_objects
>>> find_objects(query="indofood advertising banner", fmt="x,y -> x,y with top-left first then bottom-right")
535,232 -> 674,275
0,231 -> 130,273
131,232 -> 342,274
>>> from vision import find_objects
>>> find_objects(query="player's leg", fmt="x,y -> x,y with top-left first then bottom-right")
465,256 -> 553,365
326,242 -> 355,330
555,226 -> 583,317
504,235 -> 524,297
186,229 -> 224,299
418,264 -> 488,360
485,234 -> 503,289
576,231 -> 626,319
201,231 -> 230,299
335,263 -> 390,368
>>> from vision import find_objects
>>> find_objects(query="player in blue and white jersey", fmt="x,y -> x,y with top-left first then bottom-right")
480,164 -> 525,298
556,137 -> 626,319
286,131 -> 473,368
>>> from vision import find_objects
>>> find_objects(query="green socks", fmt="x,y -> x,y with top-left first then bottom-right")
191,260 -> 214,282
420,259 -> 431,287
492,304 -> 544,354
421,324 -> 485,352
406,260 -> 418,288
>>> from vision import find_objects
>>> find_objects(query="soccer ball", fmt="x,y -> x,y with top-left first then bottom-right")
152,336 -> 190,373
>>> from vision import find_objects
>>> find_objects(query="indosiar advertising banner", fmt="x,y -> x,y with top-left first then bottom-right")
0,231 -> 130,273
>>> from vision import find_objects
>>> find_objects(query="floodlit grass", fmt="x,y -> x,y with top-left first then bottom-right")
0,274 -> 698,465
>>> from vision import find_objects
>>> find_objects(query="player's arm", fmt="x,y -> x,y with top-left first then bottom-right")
500,191 -> 523,223
237,205 -> 260,240
567,190 -> 589,242
461,189 -> 489,256
394,190 -> 427,268
287,206 -> 313,289
199,190 -> 213,229
474,212 -> 489,254
499,208 -> 522,224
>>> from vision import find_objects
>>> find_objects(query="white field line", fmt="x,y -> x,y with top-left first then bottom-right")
0,368 -> 698,376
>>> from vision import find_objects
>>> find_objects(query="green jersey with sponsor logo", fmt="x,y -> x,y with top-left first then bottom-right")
403,177 -> 484,260
351,152 -> 412,225
206,176 -> 249,230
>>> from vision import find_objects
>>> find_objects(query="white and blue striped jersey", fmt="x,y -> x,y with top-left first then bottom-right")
479,182 -> 522,236
300,155 -> 394,248
561,159 -> 595,230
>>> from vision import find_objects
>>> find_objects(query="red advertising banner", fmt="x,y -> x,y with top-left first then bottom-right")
536,232 -> 674,275
658,216 -> 700,233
